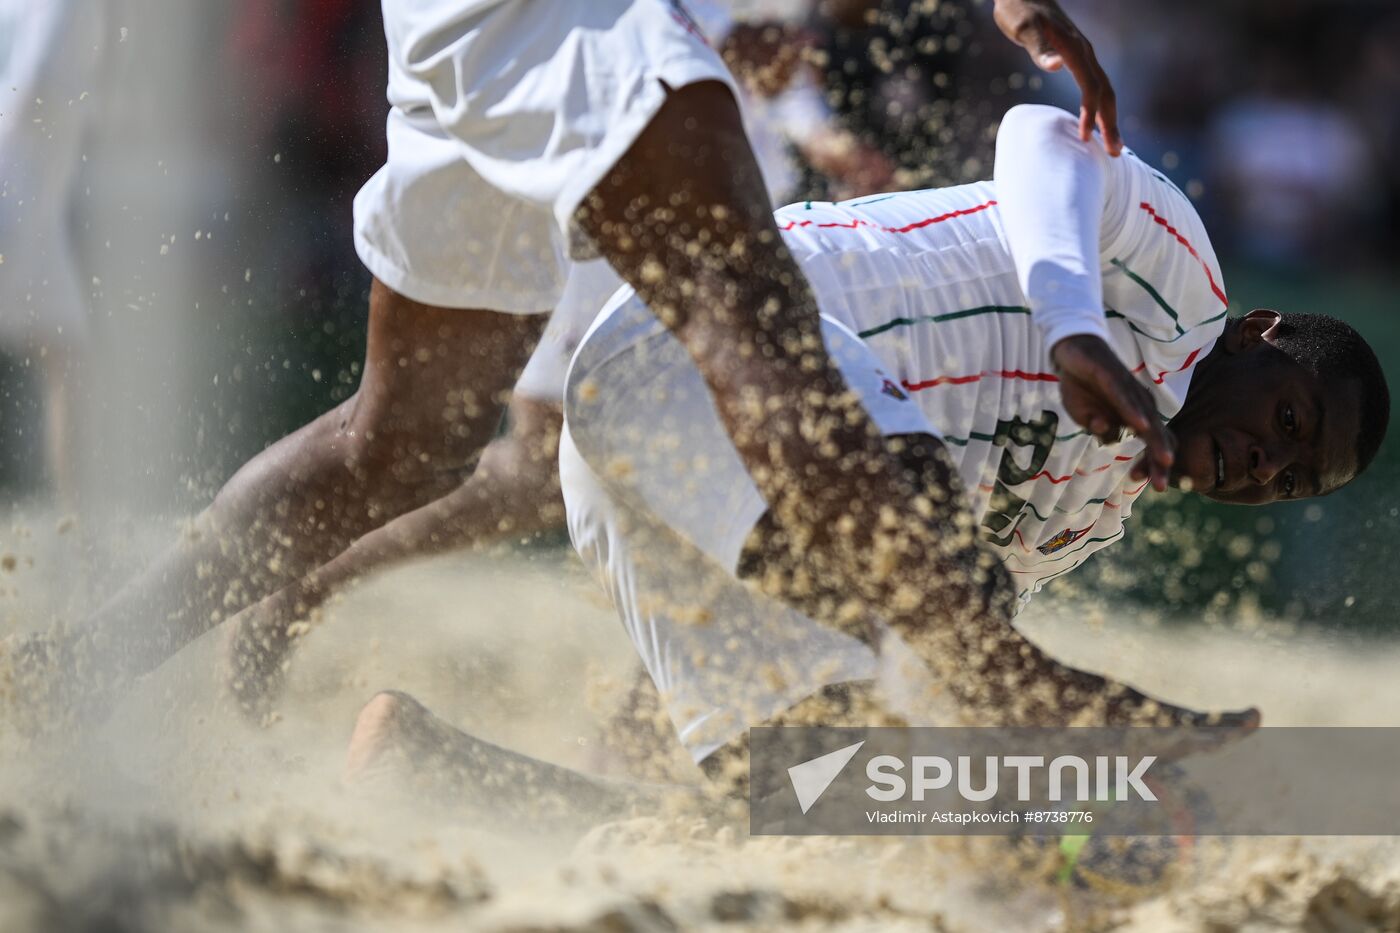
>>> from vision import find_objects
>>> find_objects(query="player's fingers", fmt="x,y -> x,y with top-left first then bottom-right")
1177,708 -> 1261,757
1132,708 -> 1248,762
1114,389 -> 1173,489
1088,366 -> 1150,435
1106,377 -> 1165,448
1136,406 -> 1175,466
1140,424 -> 1176,491
1225,707 -> 1263,731
1044,22 -> 1101,142
1061,380 -> 1119,442
1094,65 -> 1122,156
1013,12 -> 1065,71
1084,403 -> 1125,444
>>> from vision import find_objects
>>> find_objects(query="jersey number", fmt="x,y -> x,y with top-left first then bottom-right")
980,411 -> 1059,547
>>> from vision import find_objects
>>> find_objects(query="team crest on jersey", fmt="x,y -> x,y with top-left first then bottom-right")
1037,524 -> 1093,556
880,377 -> 908,400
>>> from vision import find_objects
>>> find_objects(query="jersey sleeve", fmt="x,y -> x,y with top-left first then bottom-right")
994,105 -> 1229,410
1098,153 -> 1231,404
992,104 -> 1116,352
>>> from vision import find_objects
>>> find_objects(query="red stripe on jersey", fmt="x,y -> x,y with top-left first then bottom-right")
1138,201 -> 1228,307
978,454 -> 1134,491
902,367 -> 1058,392
1147,346 -> 1204,384
780,199 -> 997,234
902,346 -> 1201,395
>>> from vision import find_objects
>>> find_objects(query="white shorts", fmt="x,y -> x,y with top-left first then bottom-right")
514,260 -> 624,402
352,0 -> 736,313
560,288 -> 937,760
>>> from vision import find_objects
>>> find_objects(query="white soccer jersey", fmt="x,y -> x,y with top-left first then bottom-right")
780,188 -> 1226,605
576,105 -> 1230,609
562,105 -> 1231,758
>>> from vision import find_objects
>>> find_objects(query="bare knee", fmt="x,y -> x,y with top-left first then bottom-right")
336,388 -> 490,486
345,284 -> 551,484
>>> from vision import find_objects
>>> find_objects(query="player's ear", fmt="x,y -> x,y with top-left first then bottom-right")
1225,309 -> 1283,353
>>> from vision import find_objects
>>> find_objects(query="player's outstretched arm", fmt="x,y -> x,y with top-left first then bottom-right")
994,103 -> 1175,489
992,0 -> 1121,155
742,433 -> 1257,747
579,83 -> 1251,747
578,80 -> 955,635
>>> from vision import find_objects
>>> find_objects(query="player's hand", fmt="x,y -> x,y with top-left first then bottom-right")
1107,686 -> 1262,762
1051,333 -> 1174,492
992,0 -> 1122,156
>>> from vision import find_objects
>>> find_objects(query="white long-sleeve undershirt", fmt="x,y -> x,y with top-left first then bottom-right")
993,104 -> 1133,353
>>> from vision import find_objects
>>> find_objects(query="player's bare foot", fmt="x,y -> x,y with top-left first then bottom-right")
343,690 -> 443,786
343,691 -> 666,831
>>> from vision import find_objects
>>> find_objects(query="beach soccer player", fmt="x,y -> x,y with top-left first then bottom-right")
23,0 -> 1137,715
339,103 -> 1386,802
220,0 -> 901,711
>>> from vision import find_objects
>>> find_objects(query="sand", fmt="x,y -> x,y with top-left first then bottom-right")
3,508 -> 1400,933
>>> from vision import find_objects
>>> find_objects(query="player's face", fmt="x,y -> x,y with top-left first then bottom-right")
1166,310 -> 1361,505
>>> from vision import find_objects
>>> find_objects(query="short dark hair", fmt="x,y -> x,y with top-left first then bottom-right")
1271,312 -> 1390,479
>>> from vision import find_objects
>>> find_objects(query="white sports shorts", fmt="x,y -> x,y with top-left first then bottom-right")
513,259 -> 624,402
353,0 -> 736,313
560,288 -> 937,760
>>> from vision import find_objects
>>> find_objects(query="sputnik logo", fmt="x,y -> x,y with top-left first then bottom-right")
787,741 -> 865,814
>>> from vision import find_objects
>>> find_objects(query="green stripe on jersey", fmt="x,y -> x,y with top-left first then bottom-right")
1109,259 -> 1186,336
1017,496 -> 1114,524
1105,307 -> 1227,343
940,426 -> 1088,448
847,194 -> 898,208
858,304 -> 1030,339
1149,168 -> 1193,205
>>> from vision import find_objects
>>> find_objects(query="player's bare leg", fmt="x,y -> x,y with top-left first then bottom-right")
579,90 -> 1256,744
576,82 -> 1022,704
69,279 -> 547,693
579,81 -> 919,588
343,691 -> 699,833
223,398 -> 564,715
